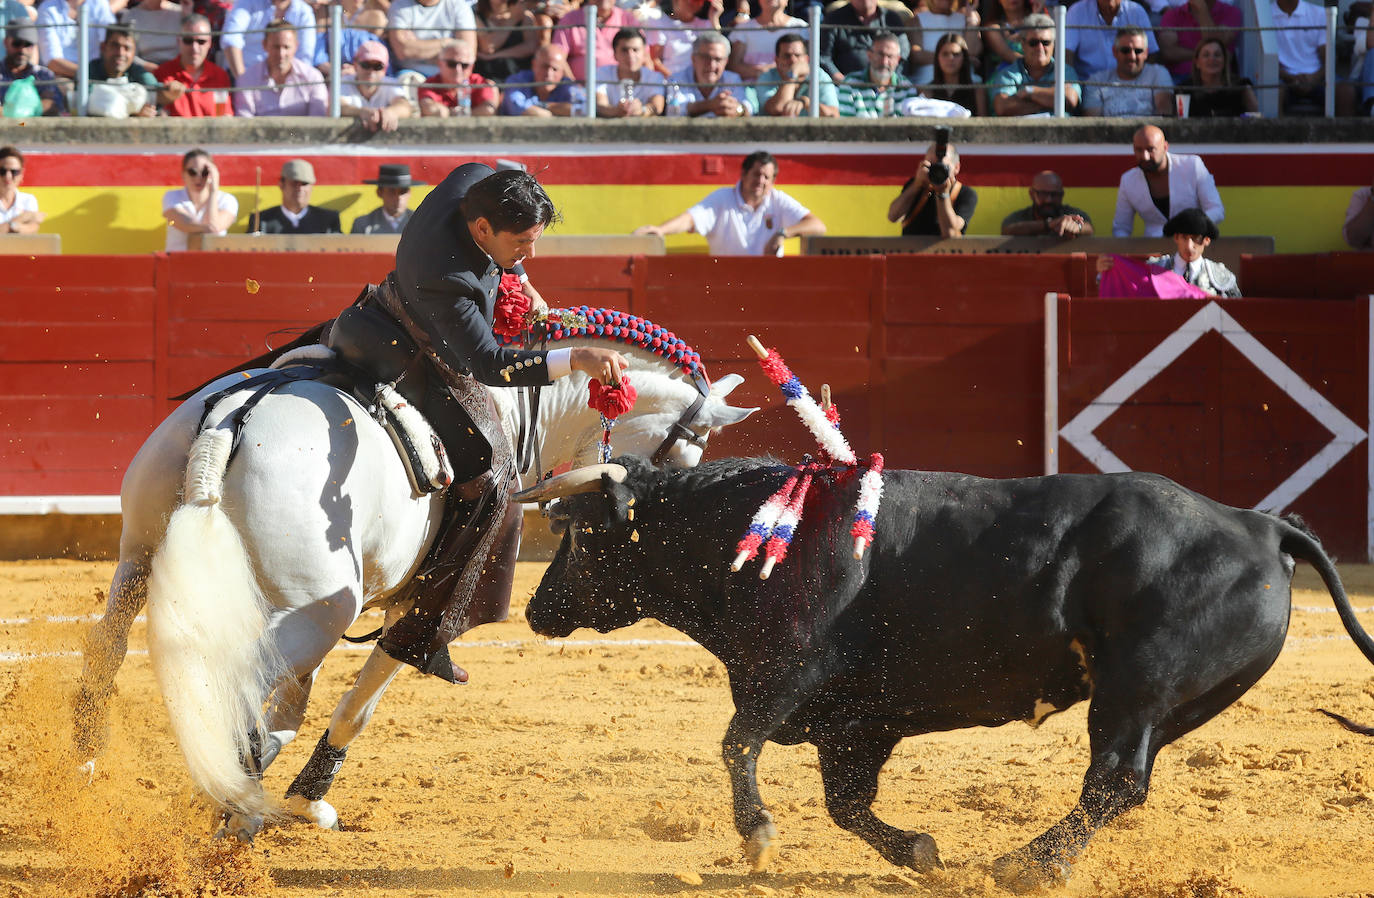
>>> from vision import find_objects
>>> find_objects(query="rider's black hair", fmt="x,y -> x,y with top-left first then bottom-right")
460,169 -> 561,234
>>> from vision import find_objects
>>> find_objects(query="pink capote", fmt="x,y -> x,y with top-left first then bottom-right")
1098,254 -> 1210,299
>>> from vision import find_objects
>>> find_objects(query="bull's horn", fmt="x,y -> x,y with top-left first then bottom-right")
513,463 -> 628,504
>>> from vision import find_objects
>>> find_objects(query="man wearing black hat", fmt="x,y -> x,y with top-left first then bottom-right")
351,163 -> 423,235
1148,207 -> 1240,297
0,22 -> 67,116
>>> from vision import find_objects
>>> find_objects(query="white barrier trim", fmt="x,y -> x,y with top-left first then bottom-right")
1059,301 -> 1366,515
0,496 -> 121,515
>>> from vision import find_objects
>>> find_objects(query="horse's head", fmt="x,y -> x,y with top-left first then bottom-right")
606,372 -> 757,469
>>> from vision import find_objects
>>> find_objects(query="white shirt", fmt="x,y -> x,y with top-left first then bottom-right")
687,183 -> 810,256
730,17 -> 809,69
388,0 -> 476,76
1271,0 -> 1326,75
36,0 -> 113,65
162,187 -> 239,251
910,10 -> 965,84
595,64 -> 666,105
1171,254 -> 1201,282
0,190 -> 38,226
654,17 -> 712,74
340,80 -> 408,109
280,204 -> 308,228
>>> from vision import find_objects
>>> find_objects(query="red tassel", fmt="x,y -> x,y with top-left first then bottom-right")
759,349 -> 792,385
492,274 -> 531,338
587,375 -> 637,419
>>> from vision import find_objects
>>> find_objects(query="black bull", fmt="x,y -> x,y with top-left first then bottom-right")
517,456 -> 1374,891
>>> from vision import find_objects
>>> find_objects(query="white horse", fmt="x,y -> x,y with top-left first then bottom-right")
74,337 -> 756,839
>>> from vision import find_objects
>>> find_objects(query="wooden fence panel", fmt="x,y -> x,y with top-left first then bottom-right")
1058,297 -> 1367,559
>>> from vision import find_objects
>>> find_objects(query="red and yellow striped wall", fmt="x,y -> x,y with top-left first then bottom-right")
15,144 -> 1370,255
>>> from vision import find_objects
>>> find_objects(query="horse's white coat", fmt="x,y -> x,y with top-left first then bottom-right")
76,341 -> 756,837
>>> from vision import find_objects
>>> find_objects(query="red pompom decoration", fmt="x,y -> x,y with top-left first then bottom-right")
492,273 -> 531,338
759,349 -> 792,385
587,375 -> 637,419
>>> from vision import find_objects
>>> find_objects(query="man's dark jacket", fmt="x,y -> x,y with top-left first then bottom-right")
252,205 -> 342,234
391,161 -> 551,389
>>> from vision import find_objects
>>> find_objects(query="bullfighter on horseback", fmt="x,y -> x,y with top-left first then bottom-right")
355,162 -> 628,682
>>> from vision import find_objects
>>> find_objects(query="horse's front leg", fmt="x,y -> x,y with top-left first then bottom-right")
73,558 -> 150,761
283,628 -> 406,830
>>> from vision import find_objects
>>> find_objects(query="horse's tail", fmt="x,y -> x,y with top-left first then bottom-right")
147,425 -> 284,823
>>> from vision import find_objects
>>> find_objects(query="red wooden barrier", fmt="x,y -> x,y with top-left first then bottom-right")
1238,253 -> 1374,300
1057,297 -> 1368,559
20,251 -> 1359,554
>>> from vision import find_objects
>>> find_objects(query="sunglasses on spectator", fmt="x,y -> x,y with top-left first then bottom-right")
1115,45 -> 1146,54
1031,188 -> 1064,197
181,35 -> 211,45
185,167 -> 211,177
441,58 -> 472,67
0,167 -> 21,177
10,39 -> 33,48
1025,38 -> 1053,47
358,60 -> 385,70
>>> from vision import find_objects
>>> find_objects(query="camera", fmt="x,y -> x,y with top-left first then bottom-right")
928,126 -> 952,187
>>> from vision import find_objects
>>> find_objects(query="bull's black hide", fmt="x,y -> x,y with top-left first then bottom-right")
522,456 -> 1374,891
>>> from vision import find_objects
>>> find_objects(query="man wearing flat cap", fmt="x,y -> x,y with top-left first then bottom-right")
0,22 -> 67,116
351,163 -> 423,235
1147,207 -> 1240,297
251,159 -> 343,234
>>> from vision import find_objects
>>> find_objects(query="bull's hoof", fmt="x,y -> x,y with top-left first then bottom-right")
990,848 -> 1071,894
906,833 -> 941,872
286,793 -> 341,831
742,812 -> 778,873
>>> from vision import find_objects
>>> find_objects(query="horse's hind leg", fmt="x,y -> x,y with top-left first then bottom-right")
284,640 -> 404,830
73,557 -> 150,759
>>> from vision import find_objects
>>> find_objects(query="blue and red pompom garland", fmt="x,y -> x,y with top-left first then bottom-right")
731,338 -> 885,579
495,300 -> 707,383
492,278 -> 705,463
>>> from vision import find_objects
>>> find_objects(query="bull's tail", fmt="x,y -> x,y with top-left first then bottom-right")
147,426 -> 285,824
1279,518 -> 1374,666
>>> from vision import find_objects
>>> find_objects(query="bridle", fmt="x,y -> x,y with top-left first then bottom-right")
650,377 -> 712,466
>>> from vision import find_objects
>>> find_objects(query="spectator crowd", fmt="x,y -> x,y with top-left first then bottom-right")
0,0 -> 1370,119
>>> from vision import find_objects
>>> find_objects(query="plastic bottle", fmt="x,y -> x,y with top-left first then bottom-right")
457,88 -> 471,116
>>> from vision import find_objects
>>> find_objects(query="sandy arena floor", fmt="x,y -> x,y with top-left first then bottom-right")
1,558 -> 1373,898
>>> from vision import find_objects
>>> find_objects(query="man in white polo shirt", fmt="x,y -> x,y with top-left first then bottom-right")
633,151 -> 827,256
1271,0 -> 1326,113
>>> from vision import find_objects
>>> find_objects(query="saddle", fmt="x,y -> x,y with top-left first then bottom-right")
324,304 -> 455,494
197,290 -> 521,684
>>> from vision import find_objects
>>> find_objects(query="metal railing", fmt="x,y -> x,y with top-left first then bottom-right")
27,0 -> 1362,119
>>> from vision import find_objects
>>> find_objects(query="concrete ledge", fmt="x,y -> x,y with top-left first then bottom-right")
10,114 -> 1374,148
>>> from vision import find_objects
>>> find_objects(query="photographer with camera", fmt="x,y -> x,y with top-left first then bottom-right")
886,128 -> 977,238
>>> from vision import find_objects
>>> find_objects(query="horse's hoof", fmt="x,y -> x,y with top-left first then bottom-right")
286,793 -> 340,831
742,813 -> 778,873
215,813 -> 263,844
990,849 -> 1071,894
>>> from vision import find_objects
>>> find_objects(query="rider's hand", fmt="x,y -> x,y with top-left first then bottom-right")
570,346 -> 629,386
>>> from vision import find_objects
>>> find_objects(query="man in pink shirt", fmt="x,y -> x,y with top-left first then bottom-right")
1158,0 -> 1242,79
551,0 -> 632,80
